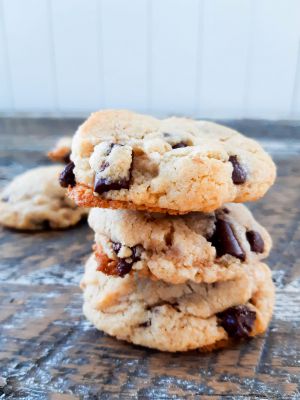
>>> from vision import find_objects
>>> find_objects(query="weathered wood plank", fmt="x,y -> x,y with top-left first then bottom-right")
1,285 -> 299,398
0,118 -> 300,398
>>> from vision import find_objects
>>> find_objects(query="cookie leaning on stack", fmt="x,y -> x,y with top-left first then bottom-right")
60,110 -> 276,352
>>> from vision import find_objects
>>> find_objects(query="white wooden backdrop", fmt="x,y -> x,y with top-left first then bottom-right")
1,0 -> 300,119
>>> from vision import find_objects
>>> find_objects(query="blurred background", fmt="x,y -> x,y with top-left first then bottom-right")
0,0 -> 300,120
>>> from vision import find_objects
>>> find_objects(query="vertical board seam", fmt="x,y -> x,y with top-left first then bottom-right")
0,0 -> 14,111
243,0 -> 256,117
146,0 -> 152,113
290,39 -> 300,118
97,0 -> 106,109
47,0 -> 59,113
194,0 -> 204,118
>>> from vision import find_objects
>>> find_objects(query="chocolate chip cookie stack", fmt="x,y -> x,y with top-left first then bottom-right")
60,110 -> 276,352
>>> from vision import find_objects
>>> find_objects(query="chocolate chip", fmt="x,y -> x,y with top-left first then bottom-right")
139,320 -> 151,328
164,226 -> 174,246
217,305 -> 256,338
59,162 -> 76,188
222,208 -> 230,214
41,219 -> 51,230
229,155 -> 247,184
115,244 -> 143,277
112,242 -> 143,260
116,259 -> 133,277
95,242 -> 143,277
131,244 -> 143,260
63,152 -> 71,164
112,241 -> 122,254
1,196 -> 9,203
171,302 -> 181,312
209,219 -> 246,261
94,176 -> 131,194
246,230 -> 264,253
172,142 -> 188,149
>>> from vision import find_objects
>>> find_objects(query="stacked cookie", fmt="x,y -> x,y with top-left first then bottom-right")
61,110 -> 276,352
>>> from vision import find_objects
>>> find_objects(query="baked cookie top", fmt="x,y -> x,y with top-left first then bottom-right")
0,166 -> 88,230
81,255 -> 275,352
48,136 -> 72,164
88,203 -> 271,284
66,110 -> 276,213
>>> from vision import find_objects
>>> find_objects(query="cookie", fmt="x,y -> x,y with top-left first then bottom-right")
88,203 -> 271,284
48,136 -> 72,164
81,255 -> 275,352
67,110 -> 276,213
0,166 -> 88,230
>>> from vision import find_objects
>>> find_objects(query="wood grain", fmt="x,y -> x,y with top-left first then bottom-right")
0,118 -> 300,399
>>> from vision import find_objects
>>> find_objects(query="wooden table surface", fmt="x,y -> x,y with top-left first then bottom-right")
0,118 -> 300,399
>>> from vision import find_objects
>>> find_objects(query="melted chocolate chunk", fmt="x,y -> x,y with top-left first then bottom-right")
217,305 -> 256,338
172,142 -> 188,149
209,219 -> 246,261
63,152 -> 71,164
222,208 -> 230,214
246,230 -> 264,253
94,176 -> 131,194
115,244 -> 143,277
229,155 -> 247,184
59,162 -> 76,188
116,259 -> 133,277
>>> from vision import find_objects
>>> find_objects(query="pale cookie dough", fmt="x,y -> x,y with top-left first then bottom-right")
66,110 -> 276,213
48,136 -> 72,163
81,255 -> 275,352
88,203 -> 272,284
0,166 -> 88,230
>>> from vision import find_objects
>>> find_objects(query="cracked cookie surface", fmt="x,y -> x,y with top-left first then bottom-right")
81,255 -> 275,352
0,166 -> 88,230
88,203 -> 271,284
69,110 -> 276,213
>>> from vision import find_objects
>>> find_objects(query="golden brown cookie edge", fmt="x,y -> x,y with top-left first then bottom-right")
68,184 -> 185,215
